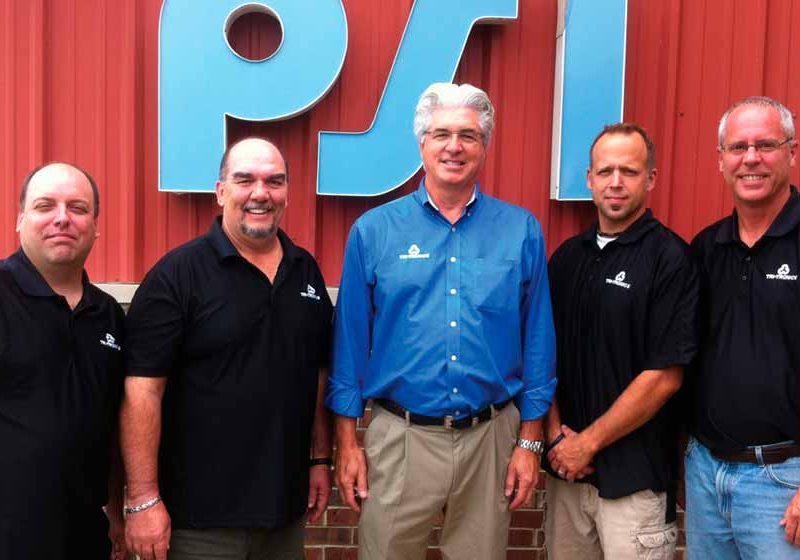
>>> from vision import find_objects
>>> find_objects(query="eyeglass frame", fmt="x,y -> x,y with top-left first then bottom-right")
423,129 -> 485,146
720,137 -> 795,156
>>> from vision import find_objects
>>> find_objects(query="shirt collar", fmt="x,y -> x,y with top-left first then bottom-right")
413,180 -> 480,212
4,248 -> 97,307
206,216 -> 301,263
714,185 -> 800,245
581,209 -> 658,246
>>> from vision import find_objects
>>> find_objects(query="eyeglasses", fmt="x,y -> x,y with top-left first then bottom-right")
425,129 -> 484,146
721,138 -> 794,156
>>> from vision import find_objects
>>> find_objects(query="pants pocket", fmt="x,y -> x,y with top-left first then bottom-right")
633,522 -> 677,560
766,456 -> 800,489
364,409 -> 407,506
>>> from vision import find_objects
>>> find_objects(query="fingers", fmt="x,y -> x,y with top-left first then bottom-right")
356,458 -> 369,501
508,471 -> 534,511
782,516 -> 800,546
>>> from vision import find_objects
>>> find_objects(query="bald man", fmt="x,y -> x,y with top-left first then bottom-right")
121,138 -> 333,560
0,163 -> 126,559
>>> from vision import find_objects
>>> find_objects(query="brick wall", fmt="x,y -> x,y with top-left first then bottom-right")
303,405 -> 687,559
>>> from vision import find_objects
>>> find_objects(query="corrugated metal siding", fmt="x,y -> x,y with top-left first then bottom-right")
1,0 -> 799,284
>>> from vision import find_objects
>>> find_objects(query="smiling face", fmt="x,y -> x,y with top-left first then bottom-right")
420,106 -> 486,194
718,104 -> 796,210
16,164 -> 98,271
215,138 -> 288,247
587,132 -> 656,233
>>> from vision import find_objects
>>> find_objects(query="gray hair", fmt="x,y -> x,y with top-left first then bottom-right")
413,83 -> 495,145
718,96 -> 795,145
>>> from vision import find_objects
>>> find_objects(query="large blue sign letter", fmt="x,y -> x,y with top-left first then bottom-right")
316,0 -> 518,197
550,0 -> 627,200
159,0 -> 347,192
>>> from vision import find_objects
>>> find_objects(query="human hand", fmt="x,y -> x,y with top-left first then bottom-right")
125,501 -> 171,560
547,425 -> 596,481
307,464 -> 332,523
780,490 -> 800,546
504,446 -> 540,511
335,444 -> 368,513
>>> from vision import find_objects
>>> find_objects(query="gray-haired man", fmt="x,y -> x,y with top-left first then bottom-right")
326,82 -> 557,559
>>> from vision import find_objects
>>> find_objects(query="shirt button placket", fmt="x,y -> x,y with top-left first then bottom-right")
446,222 -> 462,415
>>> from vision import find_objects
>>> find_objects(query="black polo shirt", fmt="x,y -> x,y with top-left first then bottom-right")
0,249 -> 124,558
690,187 -> 800,453
125,218 -> 333,529
548,210 -> 699,503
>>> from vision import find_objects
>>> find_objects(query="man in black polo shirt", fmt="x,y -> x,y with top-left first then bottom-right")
545,123 -> 699,559
0,163 -> 126,559
686,96 -> 800,558
120,138 -> 333,560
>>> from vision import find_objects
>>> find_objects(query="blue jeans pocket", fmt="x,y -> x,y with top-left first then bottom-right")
766,456 -> 800,489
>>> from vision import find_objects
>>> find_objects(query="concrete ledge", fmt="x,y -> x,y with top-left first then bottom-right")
95,283 -> 339,306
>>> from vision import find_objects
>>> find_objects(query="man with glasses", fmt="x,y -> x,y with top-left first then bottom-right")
326,82 -> 556,559
686,96 -> 800,558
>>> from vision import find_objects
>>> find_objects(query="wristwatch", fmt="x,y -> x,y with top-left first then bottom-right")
516,438 -> 545,455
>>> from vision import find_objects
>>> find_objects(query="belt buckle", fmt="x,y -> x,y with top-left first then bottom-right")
444,415 -> 454,429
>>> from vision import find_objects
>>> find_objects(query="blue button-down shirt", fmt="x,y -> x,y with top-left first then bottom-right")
326,182 -> 557,420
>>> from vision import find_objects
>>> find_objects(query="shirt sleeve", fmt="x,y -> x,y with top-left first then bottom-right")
124,262 -> 185,377
325,223 -> 372,417
516,217 -> 558,420
643,245 -> 700,370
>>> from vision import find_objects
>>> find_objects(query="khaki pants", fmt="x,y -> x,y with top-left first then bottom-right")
167,516 -> 305,560
544,476 -> 677,559
358,402 -> 519,560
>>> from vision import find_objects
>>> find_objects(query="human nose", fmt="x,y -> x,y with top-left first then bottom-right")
53,204 -> 70,227
444,133 -> 463,150
742,145 -> 762,164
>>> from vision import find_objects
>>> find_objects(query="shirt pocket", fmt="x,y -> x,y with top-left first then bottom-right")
464,258 -> 519,311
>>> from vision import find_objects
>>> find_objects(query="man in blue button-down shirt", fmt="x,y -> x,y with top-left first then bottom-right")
326,83 -> 557,559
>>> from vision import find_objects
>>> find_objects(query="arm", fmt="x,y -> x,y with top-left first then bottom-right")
307,369 -> 333,523
548,366 -> 683,480
120,376 -> 170,560
334,415 -> 368,513
106,428 -> 126,560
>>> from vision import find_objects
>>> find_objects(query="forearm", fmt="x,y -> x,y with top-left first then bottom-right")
335,415 -> 359,449
120,377 -> 167,502
311,369 -> 333,458
518,418 -> 543,441
107,427 -> 125,520
544,401 -> 563,443
582,366 -> 683,453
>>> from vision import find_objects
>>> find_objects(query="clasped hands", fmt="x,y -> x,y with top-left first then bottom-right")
547,425 -> 597,482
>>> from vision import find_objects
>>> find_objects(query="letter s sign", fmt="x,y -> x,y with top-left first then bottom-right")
159,0 -> 347,192
158,0 -> 516,194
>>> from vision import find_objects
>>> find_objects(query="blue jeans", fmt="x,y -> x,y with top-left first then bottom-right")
685,437 -> 800,559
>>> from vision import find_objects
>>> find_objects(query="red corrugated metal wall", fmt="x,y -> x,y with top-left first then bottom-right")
2,0 -> 799,284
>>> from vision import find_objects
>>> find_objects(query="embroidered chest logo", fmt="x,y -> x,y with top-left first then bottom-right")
605,270 -> 631,289
300,284 -> 321,300
766,263 -> 798,281
399,243 -> 430,260
100,333 -> 121,351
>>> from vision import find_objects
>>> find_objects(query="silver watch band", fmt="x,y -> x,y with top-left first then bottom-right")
516,438 -> 545,455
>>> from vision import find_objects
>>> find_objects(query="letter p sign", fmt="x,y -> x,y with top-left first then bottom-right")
159,0 -> 347,192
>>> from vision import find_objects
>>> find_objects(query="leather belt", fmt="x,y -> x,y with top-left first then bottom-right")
711,443 -> 800,465
375,398 -> 511,430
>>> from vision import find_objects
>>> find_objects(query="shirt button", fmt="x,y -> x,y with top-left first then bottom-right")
451,227 -> 456,232
450,288 -> 457,295
745,255 -> 752,262
455,410 -> 461,416
450,256 -> 457,263
451,354 -> 458,361
452,387 -> 459,393
450,321 -> 457,328
741,275 -> 747,280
